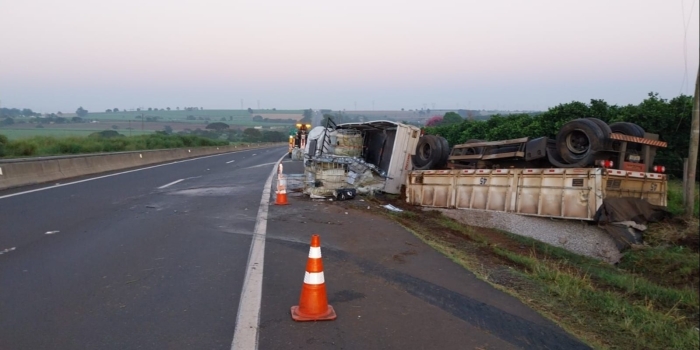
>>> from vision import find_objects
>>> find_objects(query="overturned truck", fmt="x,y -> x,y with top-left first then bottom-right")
407,118 -> 669,222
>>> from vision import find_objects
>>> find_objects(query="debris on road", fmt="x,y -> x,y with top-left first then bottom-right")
45,231 -> 60,235
382,204 -> 403,212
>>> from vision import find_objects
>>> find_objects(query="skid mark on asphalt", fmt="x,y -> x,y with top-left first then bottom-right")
268,238 -> 589,350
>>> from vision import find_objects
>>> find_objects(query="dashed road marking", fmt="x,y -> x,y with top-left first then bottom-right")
158,179 -> 185,189
0,148 -> 284,201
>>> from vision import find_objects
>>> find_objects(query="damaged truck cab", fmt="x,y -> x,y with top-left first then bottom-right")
301,120 -> 421,197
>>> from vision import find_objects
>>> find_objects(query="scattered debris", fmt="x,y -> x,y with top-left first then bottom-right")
45,231 -> 60,235
382,204 -> 403,212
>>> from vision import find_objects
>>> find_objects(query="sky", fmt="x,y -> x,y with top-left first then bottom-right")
0,0 -> 698,113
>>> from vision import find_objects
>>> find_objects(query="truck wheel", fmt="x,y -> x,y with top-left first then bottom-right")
412,135 -> 443,170
463,139 -> 485,155
585,118 -> 612,136
437,136 -> 450,167
412,137 -> 431,168
609,122 -> 645,137
585,118 -> 613,150
556,119 -> 607,166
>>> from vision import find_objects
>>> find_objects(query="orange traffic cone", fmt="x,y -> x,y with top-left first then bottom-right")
275,164 -> 289,205
291,235 -> 337,321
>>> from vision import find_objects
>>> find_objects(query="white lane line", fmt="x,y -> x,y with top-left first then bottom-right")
231,153 -> 286,350
226,160 -> 236,164
240,162 -> 276,170
0,148 -> 285,201
158,179 -> 184,189
0,247 -> 16,255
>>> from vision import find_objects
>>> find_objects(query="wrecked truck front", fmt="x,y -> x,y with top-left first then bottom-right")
302,120 -> 421,196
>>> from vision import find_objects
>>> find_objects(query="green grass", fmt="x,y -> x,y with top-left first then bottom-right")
667,180 -> 700,218
494,248 -> 699,350
0,133 -> 228,158
0,128 -> 153,140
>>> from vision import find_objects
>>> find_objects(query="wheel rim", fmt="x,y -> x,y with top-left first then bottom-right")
419,143 -> 432,159
565,130 -> 590,154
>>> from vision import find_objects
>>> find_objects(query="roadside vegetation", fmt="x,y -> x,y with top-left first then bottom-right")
0,132 -> 229,158
1,107 -> 304,141
425,92 -> 695,179
373,182 -> 699,350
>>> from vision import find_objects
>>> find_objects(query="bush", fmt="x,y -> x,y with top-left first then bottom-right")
0,134 -> 7,156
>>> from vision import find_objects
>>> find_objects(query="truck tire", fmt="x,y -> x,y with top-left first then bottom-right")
412,135 -> 443,170
585,118 -> 612,136
412,137 -> 431,168
609,122 -> 645,137
556,119 -> 607,166
463,139 -> 486,155
437,136 -> 450,167
585,118 -> 613,150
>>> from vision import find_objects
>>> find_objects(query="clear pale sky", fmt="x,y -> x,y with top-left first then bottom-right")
1,0 -> 698,112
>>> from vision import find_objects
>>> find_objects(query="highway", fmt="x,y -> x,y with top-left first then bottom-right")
0,146 -> 589,350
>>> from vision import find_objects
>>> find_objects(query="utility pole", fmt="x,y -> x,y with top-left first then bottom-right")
686,67 -> 699,218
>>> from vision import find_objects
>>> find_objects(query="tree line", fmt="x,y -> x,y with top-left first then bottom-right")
424,92 -> 694,179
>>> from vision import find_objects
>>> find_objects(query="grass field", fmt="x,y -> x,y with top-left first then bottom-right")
1,108 -> 302,140
0,128 -> 154,140
82,109 -> 303,123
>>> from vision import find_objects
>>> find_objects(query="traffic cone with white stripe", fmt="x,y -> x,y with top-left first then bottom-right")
275,164 -> 289,205
291,234 -> 337,321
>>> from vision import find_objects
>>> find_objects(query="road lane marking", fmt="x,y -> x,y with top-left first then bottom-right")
231,153 -> 286,350
158,179 -> 184,189
226,160 -> 236,164
0,148 -> 285,201
0,247 -> 16,255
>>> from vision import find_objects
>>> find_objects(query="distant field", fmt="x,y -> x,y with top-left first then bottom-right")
1,109 -> 301,139
81,109 -> 303,123
0,128 -> 154,140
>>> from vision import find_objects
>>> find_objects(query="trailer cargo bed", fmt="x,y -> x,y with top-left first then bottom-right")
406,168 -> 666,221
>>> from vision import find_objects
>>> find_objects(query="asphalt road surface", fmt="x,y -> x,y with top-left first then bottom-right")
0,146 -> 588,350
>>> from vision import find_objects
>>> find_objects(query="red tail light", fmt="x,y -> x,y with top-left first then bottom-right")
653,165 -> 665,173
596,160 -> 614,168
